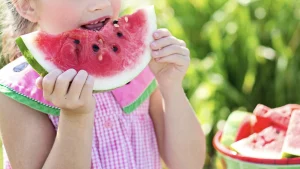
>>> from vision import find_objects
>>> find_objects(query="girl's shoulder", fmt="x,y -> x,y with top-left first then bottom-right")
0,56 -> 60,115
0,56 -> 157,115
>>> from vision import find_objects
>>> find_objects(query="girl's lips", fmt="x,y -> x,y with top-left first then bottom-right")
81,16 -> 111,31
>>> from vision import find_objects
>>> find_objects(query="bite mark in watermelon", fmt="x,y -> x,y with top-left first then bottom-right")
281,110 -> 300,158
230,126 -> 286,159
15,6 -> 157,91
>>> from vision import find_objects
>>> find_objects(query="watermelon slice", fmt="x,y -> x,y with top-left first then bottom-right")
220,111 -> 254,147
281,110 -> 300,158
230,126 -> 286,159
15,6 -> 157,91
252,104 -> 273,132
254,104 -> 300,130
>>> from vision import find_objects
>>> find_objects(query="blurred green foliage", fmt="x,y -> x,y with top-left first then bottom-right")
150,0 -> 300,168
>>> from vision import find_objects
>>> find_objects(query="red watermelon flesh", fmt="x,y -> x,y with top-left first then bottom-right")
235,114 -> 255,141
254,104 -> 300,130
230,126 -> 286,159
235,114 -> 272,141
220,111 -> 253,147
16,6 -> 157,91
281,110 -> 300,157
252,104 -> 273,132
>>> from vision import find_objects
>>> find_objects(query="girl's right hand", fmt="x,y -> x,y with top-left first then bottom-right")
35,69 -> 96,115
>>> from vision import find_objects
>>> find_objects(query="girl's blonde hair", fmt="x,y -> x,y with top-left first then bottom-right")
0,0 -> 38,66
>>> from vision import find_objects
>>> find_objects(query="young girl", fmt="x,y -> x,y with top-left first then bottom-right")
0,0 -> 206,169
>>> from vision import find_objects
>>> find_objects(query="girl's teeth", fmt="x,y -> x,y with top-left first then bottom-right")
91,21 -> 100,25
90,18 -> 107,25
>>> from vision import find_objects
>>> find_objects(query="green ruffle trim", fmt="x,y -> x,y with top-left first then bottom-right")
123,79 -> 157,114
0,80 -> 157,116
0,84 -> 60,116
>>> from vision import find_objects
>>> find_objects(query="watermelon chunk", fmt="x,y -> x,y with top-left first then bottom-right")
15,6 -> 157,91
254,104 -> 300,130
220,111 -> 254,147
230,126 -> 286,159
281,110 -> 300,157
252,104 -> 273,132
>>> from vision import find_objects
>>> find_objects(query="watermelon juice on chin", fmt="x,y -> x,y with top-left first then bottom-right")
214,104 -> 300,168
15,6 -> 157,92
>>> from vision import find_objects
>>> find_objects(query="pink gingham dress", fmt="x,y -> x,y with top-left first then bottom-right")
0,57 -> 162,169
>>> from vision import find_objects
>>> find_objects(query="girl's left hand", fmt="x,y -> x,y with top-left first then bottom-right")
149,28 -> 190,89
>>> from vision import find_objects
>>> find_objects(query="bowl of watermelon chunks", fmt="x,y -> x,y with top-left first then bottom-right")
213,104 -> 300,169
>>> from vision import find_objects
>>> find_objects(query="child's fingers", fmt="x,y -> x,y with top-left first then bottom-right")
151,45 -> 190,58
155,54 -> 190,66
153,28 -> 171,40
66,70 -> 88,99
52,69 -> 77,97
80,75 -> 95,100
151,36 -> 186,50
42,69 -> 62,100
35,76 -> 43,89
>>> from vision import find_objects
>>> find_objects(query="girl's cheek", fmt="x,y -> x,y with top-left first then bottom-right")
36,0 -> 83,34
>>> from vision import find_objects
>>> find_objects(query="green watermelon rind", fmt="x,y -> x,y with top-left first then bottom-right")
15,6 -> 157,91
281,145 -> 300,158
281,152 -> 298,158
220,111 -> 251,147
16,35 -> 120,93
15,37 -> 48,77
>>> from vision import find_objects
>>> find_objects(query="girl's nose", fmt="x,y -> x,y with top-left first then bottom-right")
88,0 -> 111,12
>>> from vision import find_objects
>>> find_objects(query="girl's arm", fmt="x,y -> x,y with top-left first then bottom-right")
149,28 -> 206,169
150,87 -> 206,169
0,69 -> 96,169
0,93 -> 56,169
42,111 -> 94,169
0,94 -> 95,169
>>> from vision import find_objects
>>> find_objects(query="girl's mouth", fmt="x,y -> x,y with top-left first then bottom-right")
81,17 -> 111,31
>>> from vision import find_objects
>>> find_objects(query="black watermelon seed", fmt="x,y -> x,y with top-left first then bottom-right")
112,46 -> 118,52
117,32 -> 123,37
113,20 -> 119,24
126,81 -> 131,85
74,39 -> 80,44
92,44 -> 100,52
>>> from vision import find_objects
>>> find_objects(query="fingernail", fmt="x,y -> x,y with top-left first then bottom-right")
70,69 -> 77,73
79,69 -> 87,74
151,42 -> 157,48
153,51 -> 159,56
154,33 -> 159,38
